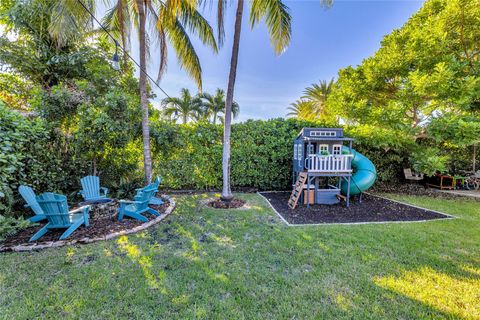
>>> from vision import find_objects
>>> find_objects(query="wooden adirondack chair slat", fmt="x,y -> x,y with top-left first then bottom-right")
135,176 -> 164,206
18,185 -> 47,222
118,187 -> 160,222
79,175 -> 109,202
29,192 -> 90,242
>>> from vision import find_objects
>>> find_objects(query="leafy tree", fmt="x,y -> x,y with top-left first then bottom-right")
0,1 -> 94,88
162,88 -> 203,124
324,0 -> 480,174
0,73 -> 37,111
1,0 -> 220,183
199,88 -> 239,124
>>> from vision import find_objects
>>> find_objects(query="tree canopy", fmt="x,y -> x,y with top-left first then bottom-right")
291,0 -> 480,173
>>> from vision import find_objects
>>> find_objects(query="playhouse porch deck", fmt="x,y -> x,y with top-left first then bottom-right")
305,154 -> 353,173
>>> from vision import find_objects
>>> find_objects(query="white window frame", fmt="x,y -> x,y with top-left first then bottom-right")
311,131 -> 336,137
319,144 -> 329,154
293,144 -> 298,160
332,144 -> 342,155
307,144 -> 314,155
297,144 -> 303,164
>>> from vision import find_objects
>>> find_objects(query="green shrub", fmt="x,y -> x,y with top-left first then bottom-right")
0,103 -> 86,216
411,148 -> 450,176
0,215 -> 31,241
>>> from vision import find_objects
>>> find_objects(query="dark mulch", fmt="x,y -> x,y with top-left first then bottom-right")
1,201 -> 168,247
259,191 -> 450,225
207,198 -> 247,209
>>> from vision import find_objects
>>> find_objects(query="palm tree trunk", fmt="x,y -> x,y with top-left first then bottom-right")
137,0 -> 152,184
183,114 -> 187,124
213,112 -> 217,125
221,0 -> 244,201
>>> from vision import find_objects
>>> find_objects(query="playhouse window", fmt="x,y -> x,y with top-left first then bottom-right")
293,145 -> 298,159
332,145 -> 342,155
307,144 -> 314,155
296,144 -> 303,159
311,131 -> 336,137
319,144 -> 328,154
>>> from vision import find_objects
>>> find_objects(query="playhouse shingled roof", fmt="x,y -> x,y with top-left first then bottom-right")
295,128 -> 354,141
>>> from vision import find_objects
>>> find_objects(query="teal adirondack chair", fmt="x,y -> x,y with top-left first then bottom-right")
118,188 -> 159,222
135,176 -> 164,205
79,175 -> 109,203
18,185 -> 47,222
30,193 -> 90,242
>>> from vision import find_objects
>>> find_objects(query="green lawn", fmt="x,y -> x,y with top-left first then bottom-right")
1,193 -> 479,319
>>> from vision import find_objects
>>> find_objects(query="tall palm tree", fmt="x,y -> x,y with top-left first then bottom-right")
162,88 -> 202,124
213,0 -> 292,201
301,78 -> 335,120
102,0 -> 218,183
200,88 -> 239,124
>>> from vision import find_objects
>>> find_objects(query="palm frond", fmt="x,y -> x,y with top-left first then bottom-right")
102,0 -> 132,66
177,1 -> 218,53
320,0 -> 334,9
216,0 -> 227,46
48,0 -> 94,48
250,0 -> 291,55
146,3 -> 168,83
164,18 -> 202,90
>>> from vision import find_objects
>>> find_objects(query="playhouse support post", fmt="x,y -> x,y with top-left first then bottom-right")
307,174 -> 311,208
346,176 -> 351,207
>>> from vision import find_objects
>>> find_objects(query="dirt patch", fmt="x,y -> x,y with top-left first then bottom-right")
372,183 -> 480,201
259,192 -> 450,225
206,198 -> 247,209
1,202 -> 169,247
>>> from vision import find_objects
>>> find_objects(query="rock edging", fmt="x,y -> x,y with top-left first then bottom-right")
0,195 -> 176,253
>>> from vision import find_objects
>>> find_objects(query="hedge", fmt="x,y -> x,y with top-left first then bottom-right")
150,119 -> 414,191
4,106 -> 475,217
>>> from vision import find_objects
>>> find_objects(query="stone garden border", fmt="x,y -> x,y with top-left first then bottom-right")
0,195 -> 176,253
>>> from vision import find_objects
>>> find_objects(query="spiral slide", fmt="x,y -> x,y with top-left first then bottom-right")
340,147 -> 377,196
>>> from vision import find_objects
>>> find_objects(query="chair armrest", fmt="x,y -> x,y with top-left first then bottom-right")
119,200 -> 136,204
100,187 -> 109,196
119,199 -> 141,210
70,205 -> 90,215
71,205 -> 90,226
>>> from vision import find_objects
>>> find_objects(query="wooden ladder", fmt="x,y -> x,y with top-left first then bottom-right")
288,172 -> 308,209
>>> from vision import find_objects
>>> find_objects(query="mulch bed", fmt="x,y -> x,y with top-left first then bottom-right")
1,201 -> 169,247
259,191 -> 450,225
207,198 -> 246,209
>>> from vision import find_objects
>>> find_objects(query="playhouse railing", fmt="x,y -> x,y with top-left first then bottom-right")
305,155 -> 353,173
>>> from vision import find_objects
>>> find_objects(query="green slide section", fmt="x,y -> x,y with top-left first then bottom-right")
340,147 -> 377,196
